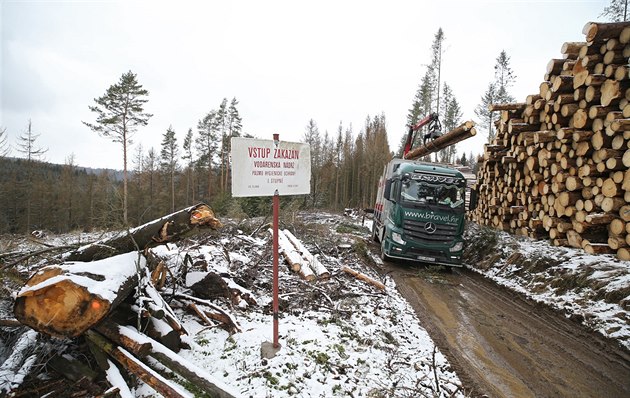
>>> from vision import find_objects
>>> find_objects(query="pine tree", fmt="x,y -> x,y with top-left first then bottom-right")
143,148 -> 158,219
601,0 -> 628,21
160,125 -> 179,212
83,70 -> 153,225
224,97 -> 243,192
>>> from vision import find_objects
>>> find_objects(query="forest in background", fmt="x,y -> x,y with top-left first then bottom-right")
0,28 -> 490,234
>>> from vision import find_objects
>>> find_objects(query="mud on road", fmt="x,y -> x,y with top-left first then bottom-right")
382,261 -> 630,398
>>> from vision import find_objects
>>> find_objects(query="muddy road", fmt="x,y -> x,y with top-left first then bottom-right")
384,263 -> 630,398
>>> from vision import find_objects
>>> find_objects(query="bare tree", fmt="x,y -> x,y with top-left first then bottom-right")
16,119 -> 48,232
0,127 -> 10,157
83,71 -> 153,225
601,0 -> 628,21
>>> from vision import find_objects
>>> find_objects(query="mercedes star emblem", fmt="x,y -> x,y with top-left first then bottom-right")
424,222 -> 437,234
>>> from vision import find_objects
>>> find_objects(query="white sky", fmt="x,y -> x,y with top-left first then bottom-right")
1,0 -> 609,170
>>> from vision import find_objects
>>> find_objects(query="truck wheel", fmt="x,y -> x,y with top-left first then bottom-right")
371,222 -> 379,242
380,231 -> 390,261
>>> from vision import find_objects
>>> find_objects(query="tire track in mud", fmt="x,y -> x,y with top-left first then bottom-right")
386,264 -> 630,398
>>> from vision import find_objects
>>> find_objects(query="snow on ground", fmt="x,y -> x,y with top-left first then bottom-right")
138,213 -> 464,397
4,213 -> 630,396
0,214 -> 464,397
464,222 -> 630,351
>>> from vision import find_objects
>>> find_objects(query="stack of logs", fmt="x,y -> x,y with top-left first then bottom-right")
471,21 -> 630,261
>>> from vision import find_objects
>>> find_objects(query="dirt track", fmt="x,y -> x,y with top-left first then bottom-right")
385,263 -> 630,398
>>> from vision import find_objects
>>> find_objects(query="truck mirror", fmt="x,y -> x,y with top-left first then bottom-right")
469,189 -> 478,211
384,179 -> 393,201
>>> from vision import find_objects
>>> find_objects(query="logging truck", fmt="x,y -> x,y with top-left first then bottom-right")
372,159 -> 477,267
371,116 -> 478,266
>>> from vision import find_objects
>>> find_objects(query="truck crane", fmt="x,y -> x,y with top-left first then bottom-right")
402,112 -> 442,157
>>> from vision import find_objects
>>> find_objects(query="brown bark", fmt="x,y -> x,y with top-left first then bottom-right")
583,21 -> 630,43
341,266 -> 385,290
85,331 -> 189,398
404,121 -> 476,160
66,203 -> 222,262
14,252 -> 141,338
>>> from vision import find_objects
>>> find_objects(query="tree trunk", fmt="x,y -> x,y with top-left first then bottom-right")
14,252 -> 143,338
404,121 -> 476,160
85,331 -> 190,398
66,203 -> 221,262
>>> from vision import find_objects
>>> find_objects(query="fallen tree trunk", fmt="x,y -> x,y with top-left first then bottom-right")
85,331 -> 192,398
341,266 -> 386,291
66,204 -> 222,262
116,325 -> 239,398
282,229 -> 330,279
14,252 -> 143,338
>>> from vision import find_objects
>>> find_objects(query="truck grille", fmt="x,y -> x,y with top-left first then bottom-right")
403,219 -> 458,242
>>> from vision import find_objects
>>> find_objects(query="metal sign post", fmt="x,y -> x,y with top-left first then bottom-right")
231,134 -> 311,354
272,135 -> 280,348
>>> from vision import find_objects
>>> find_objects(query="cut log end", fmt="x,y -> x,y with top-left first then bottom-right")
15,277 -> 111,337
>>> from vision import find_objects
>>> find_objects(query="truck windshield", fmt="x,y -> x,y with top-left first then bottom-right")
400,179 -> 465,209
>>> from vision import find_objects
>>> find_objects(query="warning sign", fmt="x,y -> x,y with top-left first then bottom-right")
231,137 -> 311,197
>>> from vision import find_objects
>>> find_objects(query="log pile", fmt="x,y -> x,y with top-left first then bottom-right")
471,21 -> 630,261
272,228 -> 330,280
11,204 -> 239,397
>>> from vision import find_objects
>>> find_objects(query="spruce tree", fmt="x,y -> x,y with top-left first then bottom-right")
160,125 -> 179,212
475,83 -> 497,143
494,51 -> 516,104
475,51 -> 516,144
182,128 -> 195,204
303,119 -> 321,207
83,70 -> 153,225
196,110 -> 219,199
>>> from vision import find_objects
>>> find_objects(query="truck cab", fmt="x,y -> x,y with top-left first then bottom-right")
372,159 -> 477,267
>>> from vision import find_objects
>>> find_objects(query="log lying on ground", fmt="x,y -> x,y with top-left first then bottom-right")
282,229 -> 330,279
341,266 -> 386,290
116,324 -> 238,398
66,203 -> 222,262
270,229 -> 315,280
404,121 -> 476,160
14,252 -> 143,338
85,331 -> 192,398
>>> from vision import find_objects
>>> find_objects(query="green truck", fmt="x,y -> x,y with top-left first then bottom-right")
372,158 -> 477,267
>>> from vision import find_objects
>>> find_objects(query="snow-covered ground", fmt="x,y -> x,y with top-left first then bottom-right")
0,214 -> 465,397
138,215 -> 463,397
6,213 -> 627,396
464,223 -> 630,352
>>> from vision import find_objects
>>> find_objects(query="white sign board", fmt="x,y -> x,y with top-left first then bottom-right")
231,137 -> 311,197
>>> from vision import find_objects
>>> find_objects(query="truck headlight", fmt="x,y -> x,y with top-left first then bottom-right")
392,232 -> 405,245
450,241 -> 463,252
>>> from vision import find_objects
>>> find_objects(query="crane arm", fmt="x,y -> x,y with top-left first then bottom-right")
403,113 -> 439,157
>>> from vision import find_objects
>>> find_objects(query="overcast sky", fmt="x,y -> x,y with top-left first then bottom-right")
1,0 -> 609,170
